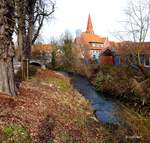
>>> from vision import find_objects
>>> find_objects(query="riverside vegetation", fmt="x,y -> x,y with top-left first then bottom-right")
69,64 -> 150,116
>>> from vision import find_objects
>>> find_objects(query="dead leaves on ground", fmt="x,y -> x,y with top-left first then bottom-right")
0,69 -> 111,143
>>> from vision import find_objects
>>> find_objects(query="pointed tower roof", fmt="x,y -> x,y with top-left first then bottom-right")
104,37 -> 111,48
86,14 -> 94,34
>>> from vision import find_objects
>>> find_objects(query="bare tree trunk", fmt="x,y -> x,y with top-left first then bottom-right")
26,8 -> 34,59
0,58 -> 16,96
15,0 -> 27,80
0,0 -> 16,96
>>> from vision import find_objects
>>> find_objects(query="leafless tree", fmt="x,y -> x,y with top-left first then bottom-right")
126,0 -> 150,62
32,0 -> 55,44
15,0 -> 55,79
114,0 -> 150,77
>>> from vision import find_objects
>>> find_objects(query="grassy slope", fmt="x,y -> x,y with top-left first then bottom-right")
0,69 -> 112,143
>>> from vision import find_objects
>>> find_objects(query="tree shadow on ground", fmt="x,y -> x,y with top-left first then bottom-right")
37,114 -> 55,143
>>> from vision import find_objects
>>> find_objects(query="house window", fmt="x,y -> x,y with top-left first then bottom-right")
100,44 -> 104,48
144,55 -> 150,66
140,55 -> 145,64
126,55 -> 139,65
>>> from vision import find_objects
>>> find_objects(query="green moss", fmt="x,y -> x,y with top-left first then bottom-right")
1,124 -> 31,143
47,77 -> 71,92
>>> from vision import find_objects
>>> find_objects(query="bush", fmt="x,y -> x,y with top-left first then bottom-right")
94,72 -> 114,92
92,65 -> 144,99
0,125 -> 31,143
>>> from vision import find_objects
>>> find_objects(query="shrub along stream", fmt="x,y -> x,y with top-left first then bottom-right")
91,65 -> 150,117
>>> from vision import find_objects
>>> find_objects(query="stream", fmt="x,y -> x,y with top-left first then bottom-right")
71,74 -> 121,125
66,72 -> 150,142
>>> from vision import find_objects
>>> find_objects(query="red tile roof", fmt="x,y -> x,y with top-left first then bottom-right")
109,41 -> 150,55
32,44 -> 53,53
81,32 -> 106,44
79,14 -> 106,44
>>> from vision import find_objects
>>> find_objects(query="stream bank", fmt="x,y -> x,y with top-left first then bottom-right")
68,64 -> 150,116
67,72 -> 150,143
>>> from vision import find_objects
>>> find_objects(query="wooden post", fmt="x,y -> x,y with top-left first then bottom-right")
27,58 -> 29,80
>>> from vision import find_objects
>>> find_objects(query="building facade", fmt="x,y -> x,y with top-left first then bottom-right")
74,14 -> 150,66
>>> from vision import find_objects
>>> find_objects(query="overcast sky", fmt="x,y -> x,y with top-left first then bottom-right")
41,0 -> 127,43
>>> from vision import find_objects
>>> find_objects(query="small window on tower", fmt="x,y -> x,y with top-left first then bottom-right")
92,43 -> 96,47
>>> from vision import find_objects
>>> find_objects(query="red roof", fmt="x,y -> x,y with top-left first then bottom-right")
32,44 -> 53,53
81,32 -> 106,44
109,41 -> 150,55
86,14 -> 94,34
79,14 -> 106,44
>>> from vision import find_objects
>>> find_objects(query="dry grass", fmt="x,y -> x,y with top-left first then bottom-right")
118,104 -> 150,143
0,69 -> 112,143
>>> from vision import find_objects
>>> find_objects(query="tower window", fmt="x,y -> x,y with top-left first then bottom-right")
92,43 -> 96,47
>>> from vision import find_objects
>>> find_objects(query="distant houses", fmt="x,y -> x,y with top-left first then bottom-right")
32,44 -> 53,64
74,14 -> 150,67
31,44 -> 63,66
32,14 -> 150,68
